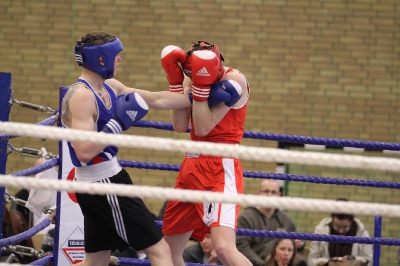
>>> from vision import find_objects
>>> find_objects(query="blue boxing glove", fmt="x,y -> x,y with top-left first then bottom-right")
210,80 -> 242,107
103,92 -> 149,134
207,83 -> 231,106
188,80 -> 243,107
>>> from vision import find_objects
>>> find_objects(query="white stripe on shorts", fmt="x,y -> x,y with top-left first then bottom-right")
220,158 -> 238,228
202,158 -> 238,229
102,178 -> 129,242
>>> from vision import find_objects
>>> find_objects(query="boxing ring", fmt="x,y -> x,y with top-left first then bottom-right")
0,71 -> 399,265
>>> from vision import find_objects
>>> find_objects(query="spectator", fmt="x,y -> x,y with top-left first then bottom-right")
307,199 -> 372,266
236,179 -> 306,266
183,234 -> 222,265
1,204 -> 37,263
265,239 -> 297,266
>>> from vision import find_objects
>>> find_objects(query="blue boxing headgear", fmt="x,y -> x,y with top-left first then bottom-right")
74,36 -> 123,79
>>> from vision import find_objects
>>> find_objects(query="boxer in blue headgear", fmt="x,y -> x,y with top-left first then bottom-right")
64,30 -> 180,266
74,32 -> 123,79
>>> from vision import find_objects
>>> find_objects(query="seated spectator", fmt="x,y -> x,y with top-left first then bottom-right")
1,204 -> 37,263
236,179 -> 306,266
265,238 -> 297,266
183,234 -> 222,265
307,199 -> 372,266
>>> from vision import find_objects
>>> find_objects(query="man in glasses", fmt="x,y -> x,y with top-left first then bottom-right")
308,198 -> 373,266
236,180 -> 306,266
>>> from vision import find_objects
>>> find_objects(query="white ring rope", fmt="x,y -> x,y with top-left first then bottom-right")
1,121 -> 400,172
1,175 -> 400,218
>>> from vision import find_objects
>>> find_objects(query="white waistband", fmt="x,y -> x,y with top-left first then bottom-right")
187,144 -> 239,159
75,157 -> 122,182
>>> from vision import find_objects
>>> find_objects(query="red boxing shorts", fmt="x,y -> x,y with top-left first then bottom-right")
162,154 -> 244,242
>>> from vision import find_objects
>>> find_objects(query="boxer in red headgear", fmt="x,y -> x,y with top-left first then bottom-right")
160,41 -> 252,266
182,41 -> 225,80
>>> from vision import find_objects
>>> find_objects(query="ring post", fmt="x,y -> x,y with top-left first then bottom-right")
0,72 -> 12,255
373,216 -> 382,266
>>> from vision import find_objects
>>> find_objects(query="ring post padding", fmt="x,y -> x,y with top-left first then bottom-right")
0,72 -> 12,260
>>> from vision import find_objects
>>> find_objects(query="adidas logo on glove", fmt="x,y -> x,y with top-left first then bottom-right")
126,110 -> 138,121
196,67 -> 210,77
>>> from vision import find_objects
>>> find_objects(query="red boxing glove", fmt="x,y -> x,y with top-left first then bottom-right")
161,45 -> 187,93
191,50 -> 222,101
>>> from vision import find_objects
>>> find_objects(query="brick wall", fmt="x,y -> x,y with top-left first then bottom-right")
1,0 -> 399,264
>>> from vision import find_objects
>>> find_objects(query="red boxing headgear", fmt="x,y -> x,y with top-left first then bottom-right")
182,41 -> 225,80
